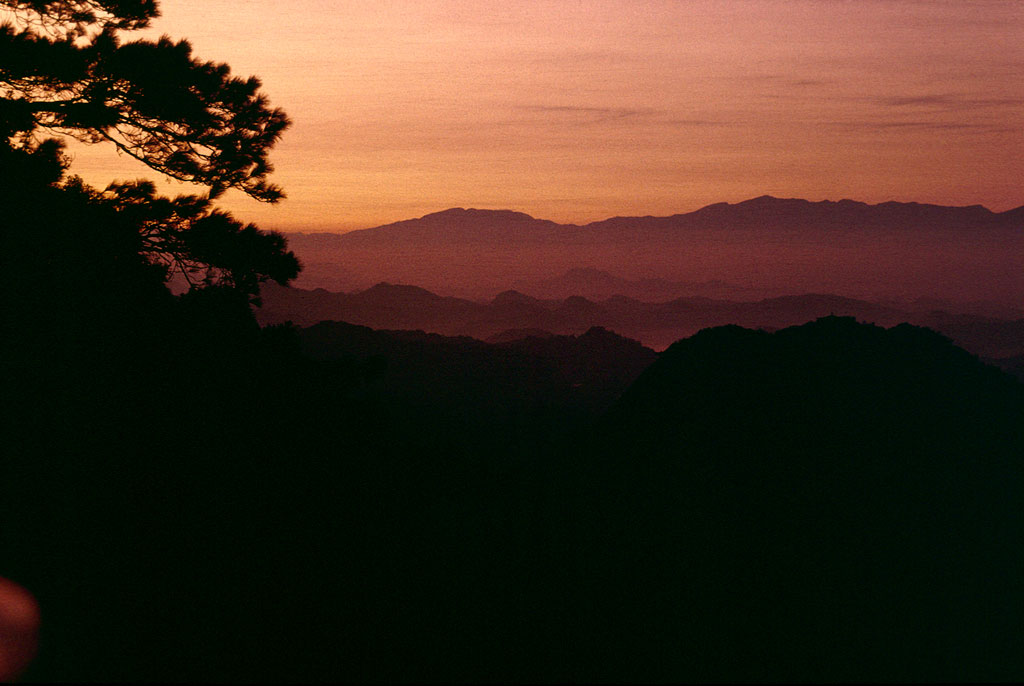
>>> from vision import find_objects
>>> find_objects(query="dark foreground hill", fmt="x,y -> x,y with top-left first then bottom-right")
572,317 -> 1024,681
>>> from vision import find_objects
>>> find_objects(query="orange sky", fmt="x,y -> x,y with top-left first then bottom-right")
56,0 -> 1024,231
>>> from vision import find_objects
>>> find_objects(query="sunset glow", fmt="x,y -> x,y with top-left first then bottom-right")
48,0 -> 1024,230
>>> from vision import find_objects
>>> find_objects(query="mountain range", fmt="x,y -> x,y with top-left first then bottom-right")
286,196 -> 1024,305
315,196 -> 1024,244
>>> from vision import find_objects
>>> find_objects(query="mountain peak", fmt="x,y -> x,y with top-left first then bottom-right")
737,195 -> 806,206
492,289 -> 541,306
420,208 -> 537,222
690,195 -> 812,214
361,282 -> 442,301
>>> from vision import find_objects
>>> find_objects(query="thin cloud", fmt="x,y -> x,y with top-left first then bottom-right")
662,118 -> 737,128
883,95 -> 956,107
517,106 -> 737,130
881,94 -> 1024,109
742,73 -> 833,89
519,105 -> 658,123
829,120 -> 1016,133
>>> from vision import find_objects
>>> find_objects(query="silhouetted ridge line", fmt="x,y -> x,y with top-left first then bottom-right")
997,204 -> 1024,221
363,282 -> 443,300
419,208 -> 539,221
583,195 -> 1002,227
331,195 -> 1014,236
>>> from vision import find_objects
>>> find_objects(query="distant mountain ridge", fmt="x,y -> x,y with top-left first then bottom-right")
315,195 -> 1023,239
285,195 -> 1024,305
292,195 -> 1022,251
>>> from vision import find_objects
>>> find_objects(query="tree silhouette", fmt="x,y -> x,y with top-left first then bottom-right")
0,0 -> 299,296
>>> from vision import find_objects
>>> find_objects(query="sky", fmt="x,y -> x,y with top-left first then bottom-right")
58,0 -> 1024,231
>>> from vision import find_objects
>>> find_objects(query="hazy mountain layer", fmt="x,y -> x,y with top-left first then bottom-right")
255,281 -> 1024,362
287,196 -> 1024,305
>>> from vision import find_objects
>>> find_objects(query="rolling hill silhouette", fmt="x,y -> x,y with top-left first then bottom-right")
256,280 -> 1024,364
297,321 -> 656,418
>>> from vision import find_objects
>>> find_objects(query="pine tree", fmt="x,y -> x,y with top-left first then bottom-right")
1,0 -> 300,295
